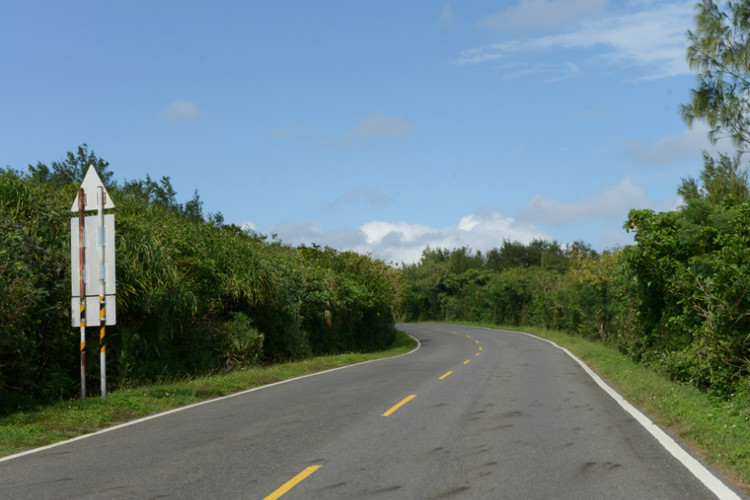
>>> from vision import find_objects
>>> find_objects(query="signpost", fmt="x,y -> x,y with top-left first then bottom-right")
71,166 -> 116,400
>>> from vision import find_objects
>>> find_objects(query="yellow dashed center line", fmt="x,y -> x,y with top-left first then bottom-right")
263,465 -> 321,500
382,395 -> 417,417
266,328 -> 490,499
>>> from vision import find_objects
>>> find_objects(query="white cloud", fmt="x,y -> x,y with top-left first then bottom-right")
518,177 -> 672,225
360,220 -> 437,245
439,3 -> 455,27
624,122 -> 736,167
458,1 -> 693,79
245,210 -> 548,264
477,0 -> 608,33
165,99 -> 202,123
494,61 -> 579,82
624,128 -> 705,166
323,111 -> 413,145
327,186 -> 393,209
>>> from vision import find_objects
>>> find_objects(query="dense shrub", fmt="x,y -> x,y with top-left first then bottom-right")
0,152 -> 402,414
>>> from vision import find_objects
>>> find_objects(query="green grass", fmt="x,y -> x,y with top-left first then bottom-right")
0,330 -> 416,458
479,323 -> 750,493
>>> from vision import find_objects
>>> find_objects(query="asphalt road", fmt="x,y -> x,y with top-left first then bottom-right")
0,323 -> 744,499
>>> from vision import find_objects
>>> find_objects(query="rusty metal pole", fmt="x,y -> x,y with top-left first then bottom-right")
78,188 -> 86,400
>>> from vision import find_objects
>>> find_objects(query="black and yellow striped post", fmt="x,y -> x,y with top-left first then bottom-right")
80,297 -> 86,400
78,187 -> 86,400
99,296 -> 105,354
99,290 -> 106,400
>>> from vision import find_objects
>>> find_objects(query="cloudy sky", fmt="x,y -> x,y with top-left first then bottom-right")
1,1 -> 724,263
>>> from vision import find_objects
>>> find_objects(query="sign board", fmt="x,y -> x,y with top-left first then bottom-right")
70,214 -> 116,296
70,214 -> 116,326
71,165 -> 117,400
70,167 -> 114,212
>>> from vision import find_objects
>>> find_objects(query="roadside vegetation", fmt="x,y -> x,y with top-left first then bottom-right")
0,145 -> 403,415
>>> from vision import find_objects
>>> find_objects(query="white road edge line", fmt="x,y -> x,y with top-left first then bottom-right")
489,327 -> 741,500
0,334 -> 421,464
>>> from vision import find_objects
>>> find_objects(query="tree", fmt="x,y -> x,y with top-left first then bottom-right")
680,1 -> 750,215
485,240 -> 538,271
120,175 -> 203,220
678,152 -> 749,205
681,0 -> 750,149
181,189 -> 203,221
121,175 -> 177,208
27,143 -> 114,187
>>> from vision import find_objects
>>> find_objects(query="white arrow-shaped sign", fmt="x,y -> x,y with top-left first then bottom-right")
70,166 -> 115,212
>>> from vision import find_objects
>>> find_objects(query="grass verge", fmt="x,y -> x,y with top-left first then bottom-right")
0,330 -> 416,459
479,323 -> 750,493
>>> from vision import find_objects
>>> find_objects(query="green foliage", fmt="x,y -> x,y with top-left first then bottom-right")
27,144 -> 114,187
0,146 -> 402,414
622,174 -> 750,396
567,249 -> 619,340
679,153 -> 749,206
399,242 -> 579,330
485,239 -> 569,272
682,0 -> 750,147
297,245 -> 400,355
399,247 -> 452,321
217,312 -> 263,368
0,170 -> 75,408
120,175 -> 203,221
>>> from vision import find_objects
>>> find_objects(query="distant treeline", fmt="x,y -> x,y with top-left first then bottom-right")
0,146 -> 401,413
399,156 -> 750,398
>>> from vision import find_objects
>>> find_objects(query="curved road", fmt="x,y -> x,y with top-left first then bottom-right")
0,324 -> 744,499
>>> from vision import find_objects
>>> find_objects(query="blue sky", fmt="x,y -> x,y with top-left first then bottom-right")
1,1 -> 726,263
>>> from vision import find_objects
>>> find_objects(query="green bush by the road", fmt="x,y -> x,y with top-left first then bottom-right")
0,146 -> 402,414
